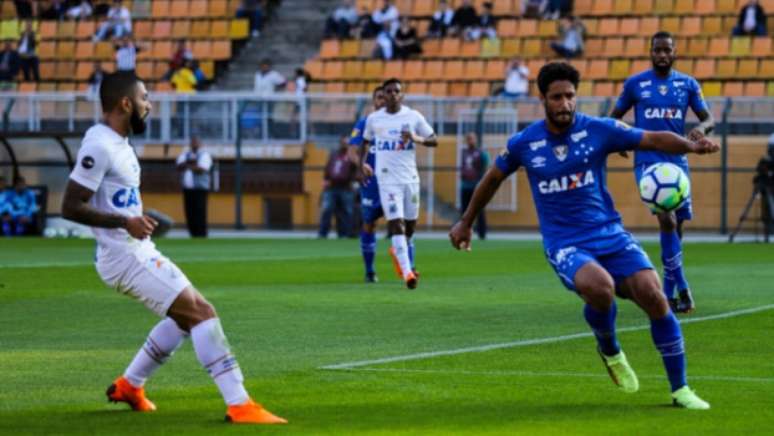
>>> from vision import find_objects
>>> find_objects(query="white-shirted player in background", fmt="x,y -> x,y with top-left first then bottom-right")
361,78 -> 438,289
61,72 -> 286,425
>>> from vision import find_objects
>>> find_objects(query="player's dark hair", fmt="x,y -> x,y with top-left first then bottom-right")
537,62 -> 579,96
651,31 -> 674,47
99,71 -> 141,113
382,77 -> 402,89
372,85 -> 384,96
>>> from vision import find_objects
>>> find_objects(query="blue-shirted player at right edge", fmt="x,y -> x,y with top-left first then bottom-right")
450,62 -> 718,409
610,31 -> 715,313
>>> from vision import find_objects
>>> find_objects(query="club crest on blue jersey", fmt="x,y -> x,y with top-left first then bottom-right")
658,84 -> 669,95
112,187 -> 140,208
538,169 -> 595,194
553,144 -> 569,161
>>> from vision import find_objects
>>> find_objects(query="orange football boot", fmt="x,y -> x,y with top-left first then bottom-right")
106,376 -> 157,412
388,246 -> 403,278
405,271 -> 418,290
225,399 -> 287,424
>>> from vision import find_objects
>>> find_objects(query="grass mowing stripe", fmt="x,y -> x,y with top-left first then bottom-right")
345,367 -> 774,383
319,303 -> 774,370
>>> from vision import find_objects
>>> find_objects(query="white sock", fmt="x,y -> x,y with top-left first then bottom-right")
124,317 -> 188,387
190,318 -> 249,406
391,234 -> 413,279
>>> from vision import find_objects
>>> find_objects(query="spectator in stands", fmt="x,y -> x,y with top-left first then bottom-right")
93,0 -> 132,42
0,178 -> 9,230
13,1 -> 35,19
40,0 -> 67,20
550,16 -> 584,59
370,0 -> 399,37
500,58 -> 529,98
176,136 -> 212,238
17,21 -> 39,82
171,60 -> 198,93
427,0 -> 455,38
190,60 -> 209,91
114,35 -> 142,74
451,0 -> 479,40
67,0 -> 94,20
468,1 -> 497,41
354,5 -> 376,38
164,40 -> 193,80
236,0 -> 264,37
459,133 -> 489,240
393,17 -> 422,59
87,61 -> 104,95
544,0 -> 572,19
522,0 -> 546,19
0,41 -> 21,91
325,0 -> 359,39
1,175 -> 38,237
253,58 -> 286,95
733,0 -> 767,36
318,135 -> 357,239
373,24 -> 394,60
293,68 -> 309,95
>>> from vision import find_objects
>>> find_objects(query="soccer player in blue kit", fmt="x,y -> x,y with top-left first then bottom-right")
449,62 -> 718,409
610,31 -> 715,313
349,86 -> 390,282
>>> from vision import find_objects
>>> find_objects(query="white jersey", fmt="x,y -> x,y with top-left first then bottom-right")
363,105 -> 434,185
69,124 -> 153,260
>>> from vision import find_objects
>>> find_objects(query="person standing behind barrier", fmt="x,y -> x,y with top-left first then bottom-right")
2,175 -> 38,236
318,136 -> 357,239
176,137 -> 212,238
459,133 -> 489,240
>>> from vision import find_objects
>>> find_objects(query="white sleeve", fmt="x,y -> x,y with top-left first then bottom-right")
413,110 -> 435,137
69,138 -> 112,192
271,71 -> 286,86
199,153 -> 213,171
363,114 -> 374,141
175,152 -> 187,165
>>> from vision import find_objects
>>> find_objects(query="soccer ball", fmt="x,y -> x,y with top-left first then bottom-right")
638,163 -> 691,213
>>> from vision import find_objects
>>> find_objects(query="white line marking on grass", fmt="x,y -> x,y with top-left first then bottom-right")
345,368 -> 774,383
319,304 -> 774,370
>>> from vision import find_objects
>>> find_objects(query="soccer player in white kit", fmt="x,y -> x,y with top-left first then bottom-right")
61,72 -> 286,425
361,78 -> 438,289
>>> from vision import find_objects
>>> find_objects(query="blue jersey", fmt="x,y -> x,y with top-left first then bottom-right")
350,116 -> 378,192
495,113 -> 644,250
614,69 -> 708,167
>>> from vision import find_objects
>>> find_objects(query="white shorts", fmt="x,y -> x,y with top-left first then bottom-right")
96,244 -> 191,317
379,182 -> 420,221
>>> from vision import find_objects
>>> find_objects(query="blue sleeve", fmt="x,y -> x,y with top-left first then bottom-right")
689,78 -> 709,115
596,118 -> 645,153
494,135 -> 522,176
348,118 -> 366,146
613,78 -> 635,114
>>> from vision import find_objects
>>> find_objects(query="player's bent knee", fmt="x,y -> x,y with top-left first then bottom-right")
167,287 -> 217,330
575,264 -> 615,309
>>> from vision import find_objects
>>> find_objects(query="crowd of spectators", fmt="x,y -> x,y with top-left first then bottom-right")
0,175 -> 39,237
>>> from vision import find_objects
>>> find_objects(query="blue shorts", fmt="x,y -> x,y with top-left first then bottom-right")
545,231 -> 654,293
360,179 -> 383,224
635,162 -> 693,221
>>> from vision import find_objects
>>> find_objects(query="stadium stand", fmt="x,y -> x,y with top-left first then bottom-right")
306,0 -> 774,98
0,0 -> 251,91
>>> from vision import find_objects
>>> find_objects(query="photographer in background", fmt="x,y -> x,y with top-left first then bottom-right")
176,137 -> 212,238
756,134 -> 774,235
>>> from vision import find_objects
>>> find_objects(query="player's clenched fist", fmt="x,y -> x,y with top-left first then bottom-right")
449,221 -> 472,252
691,137 -> 720,154
125,215 -> 158,239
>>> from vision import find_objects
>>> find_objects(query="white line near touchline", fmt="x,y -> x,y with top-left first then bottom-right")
344,367 -> 774,383
319,304 -> 774,370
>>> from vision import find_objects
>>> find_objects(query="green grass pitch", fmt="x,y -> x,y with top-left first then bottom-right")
1,238 -> 773,435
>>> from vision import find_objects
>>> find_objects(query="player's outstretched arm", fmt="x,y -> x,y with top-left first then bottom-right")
62,180 -> 157,239
358,139 -> 373,178
449,166 -> 507,251
638,131 -> 720,155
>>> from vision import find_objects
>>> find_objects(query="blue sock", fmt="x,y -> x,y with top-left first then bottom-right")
660,231 -> 679,298
583,302 -> 620,356
14,222 -> 25,236
651,311 -> 687,392
408,239 -> 415,270
2,221 -> 10,236
360,231 -> 376,274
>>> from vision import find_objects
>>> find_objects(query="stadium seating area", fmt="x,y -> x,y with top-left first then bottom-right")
0,0 -> 251,92
305,0 -> 774,98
